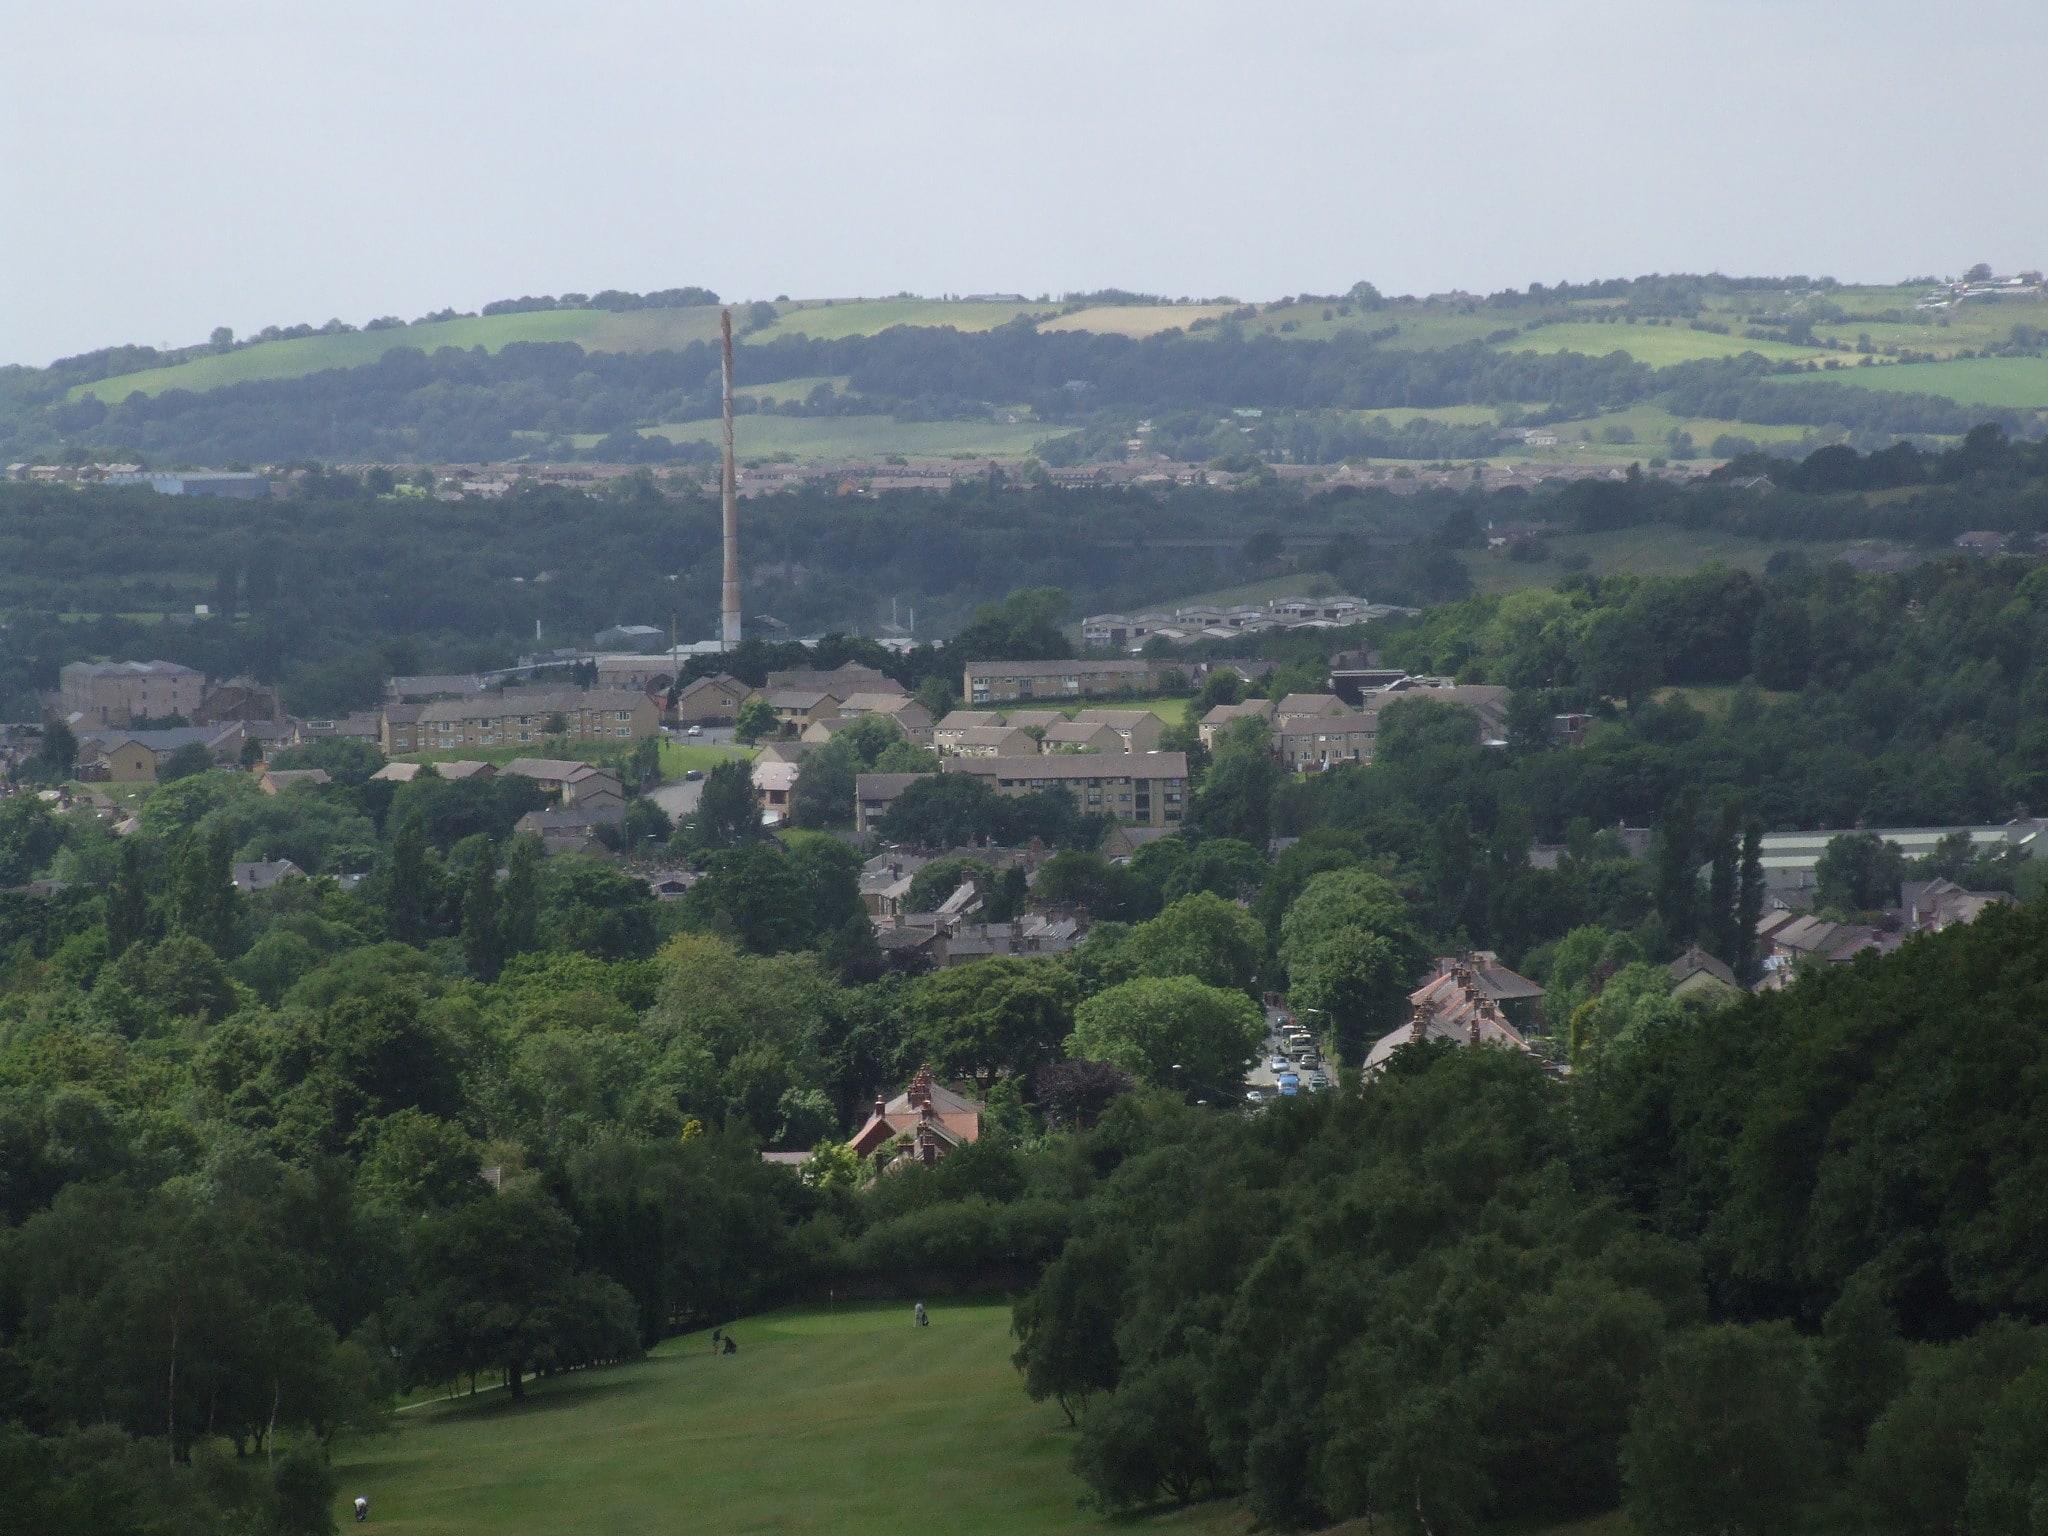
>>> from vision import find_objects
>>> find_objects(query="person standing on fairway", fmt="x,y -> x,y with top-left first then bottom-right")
354,1495 -> 369,1522
914,1301 -> 928,1328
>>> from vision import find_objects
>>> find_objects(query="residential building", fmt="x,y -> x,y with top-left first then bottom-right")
762,689 -> 841,732
1004,710 -> 1065,733
1363,956 -> 1541,1074
766,662 -> 903,698
674,673 -> 757,725
1199,698 -> 1276,748
515,803 -> 626,855
1273,692 -> 1351,727
412,689 -> 658,750
847,1066 -> 981,1168
938,915 -> 1084,966
59,660 -> 205,728
942,752 -> 1189,827
90,738 -> 160,783
386,674 -> 490,702
860,853 -> 928,919
948,725 -> 1035,759
194,677 -> 281,724
1275,685 -> 1512,771
259,769 -> 331,794
76,723 -> 244,782
934,710 -> 1007,753
835,693 -> 934,745
503,759 -> 623,809
1669,946 -> 1742,1003
435,760 -> 496,782
379,705 -> 425,754
1900,878 -> 2015,933
753,759 -> 800,823
1074,708 -> 1164,753
594,654 -> 685,694
855,772 -> 932,833
963,657 -> 1167,705
1040,720 -> 1121,754
232,860 -> 307,893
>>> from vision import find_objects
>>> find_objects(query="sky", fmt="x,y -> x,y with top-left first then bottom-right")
5,0 -> 2046,367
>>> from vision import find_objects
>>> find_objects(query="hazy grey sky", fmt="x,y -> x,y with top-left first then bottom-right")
5,0 -> 2044,366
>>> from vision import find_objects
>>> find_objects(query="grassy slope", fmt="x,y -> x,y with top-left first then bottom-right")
643,414 -> 1056,461
1771,354 -> 2048,408
1498,322 -> 1826,366
1460,526 -> 1856,596
745,299 -> 1056,342
71,310 -> 731,401
331,1300 -> 1248,1536
1038,305 -> 1237,337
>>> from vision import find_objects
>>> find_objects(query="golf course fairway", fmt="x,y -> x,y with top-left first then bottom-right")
330,1298 -> 1250,1535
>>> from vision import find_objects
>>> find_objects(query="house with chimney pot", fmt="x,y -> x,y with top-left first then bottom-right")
846,1067 -> 982,1170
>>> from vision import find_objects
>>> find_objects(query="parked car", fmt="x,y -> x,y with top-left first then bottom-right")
1308,1071 -> 1332,1091
686,724 -> 702,737
684,769 -> 704,781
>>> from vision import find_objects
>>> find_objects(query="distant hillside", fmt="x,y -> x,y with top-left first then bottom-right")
7,274 -> 2047,468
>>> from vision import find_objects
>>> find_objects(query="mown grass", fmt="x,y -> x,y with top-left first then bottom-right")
1038,305 -> 1237,338
70,309 -> 733,402
1497,322 -> 1826,366
328,1299 -> 1250,1536
1461,526 -> 1858,596
1772,354 -> 2048,409
748,299 -> 1055,342
642,414 -> 1056,461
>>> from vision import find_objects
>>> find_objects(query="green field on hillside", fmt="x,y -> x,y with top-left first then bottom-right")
644,414 -> 1056,461
331,1300 -> 1248,1536
1772,354 -> 2048,409
71,308 -> 731,401
1498,322 -> 1826,366
1460,525 -> 1859,595
734,375 -> 851,405
1531,404 -> 1816,455
748,298 -> 1055,342
1038,304 -> 1237,338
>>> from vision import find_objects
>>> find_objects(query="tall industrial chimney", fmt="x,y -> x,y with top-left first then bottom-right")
719,309 -> 742,650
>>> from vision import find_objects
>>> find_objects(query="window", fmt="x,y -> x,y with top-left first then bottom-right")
616,710 -> 633,722
616,727 -> 631,738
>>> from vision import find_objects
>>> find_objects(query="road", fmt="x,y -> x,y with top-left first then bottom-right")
647,726 -> 741,818
648,779 -> 702,818
1243,1004 -> 1333,1103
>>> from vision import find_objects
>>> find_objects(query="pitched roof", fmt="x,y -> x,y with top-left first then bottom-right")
856,772 -> 935,800
677,672 -> 752,699
1669,945 -> 1739,988
503,758 -> 597,781
416,689 -> 648,722
1275,693 -> 1347,716
945,752 -> 1189,781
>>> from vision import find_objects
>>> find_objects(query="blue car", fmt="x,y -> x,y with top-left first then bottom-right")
1277,1073 -> 1301,1096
